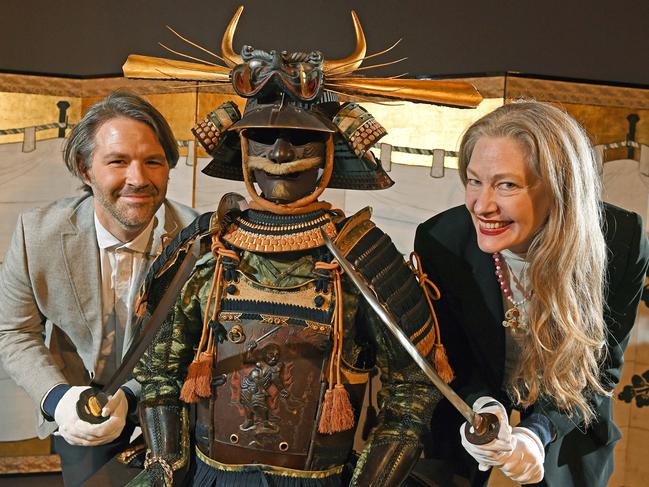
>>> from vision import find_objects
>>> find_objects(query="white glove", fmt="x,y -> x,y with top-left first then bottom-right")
460,396 -> 513,471
460,396 -> 545,484
499,427 -> 545,484
54,387 -> 128,446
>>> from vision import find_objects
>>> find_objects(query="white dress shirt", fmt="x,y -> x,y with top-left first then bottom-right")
93,209 -> 162,385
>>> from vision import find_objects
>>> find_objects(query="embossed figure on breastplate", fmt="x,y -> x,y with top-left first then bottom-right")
126,5 -> 481,487
240,341 -> 288,433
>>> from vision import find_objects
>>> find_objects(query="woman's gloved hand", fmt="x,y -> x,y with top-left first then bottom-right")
459,396 -> 545,484
460,396 -> 512,470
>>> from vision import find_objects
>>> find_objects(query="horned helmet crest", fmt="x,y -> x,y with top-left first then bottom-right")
123,6 -> 482,203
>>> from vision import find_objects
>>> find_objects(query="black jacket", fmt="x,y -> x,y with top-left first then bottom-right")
414,203 -> 649,487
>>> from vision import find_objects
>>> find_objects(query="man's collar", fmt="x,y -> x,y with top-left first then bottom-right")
94,210 -> 160,254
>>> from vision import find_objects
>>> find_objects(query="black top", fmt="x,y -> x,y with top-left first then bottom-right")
414,203 -> 649,487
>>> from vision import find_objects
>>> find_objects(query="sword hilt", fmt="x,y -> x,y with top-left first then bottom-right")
463,412 -> 500,445
76,387 -> 109,424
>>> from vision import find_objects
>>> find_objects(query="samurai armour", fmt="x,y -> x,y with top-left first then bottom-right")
134,207 -> 443,486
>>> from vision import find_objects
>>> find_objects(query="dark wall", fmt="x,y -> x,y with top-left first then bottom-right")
2,0 -> 648,86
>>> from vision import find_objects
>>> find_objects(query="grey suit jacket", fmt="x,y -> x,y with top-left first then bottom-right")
0,193 -> 197,438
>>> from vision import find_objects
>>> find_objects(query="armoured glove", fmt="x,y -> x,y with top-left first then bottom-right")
125,404 -> 189,487
460,396 -> 544,484
54,386 -> 128,446
351,438 -> 422,486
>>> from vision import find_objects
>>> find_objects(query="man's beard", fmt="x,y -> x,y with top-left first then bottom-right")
94,186 -> 159,230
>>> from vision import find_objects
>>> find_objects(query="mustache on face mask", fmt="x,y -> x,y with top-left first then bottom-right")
247,156 -> 323,175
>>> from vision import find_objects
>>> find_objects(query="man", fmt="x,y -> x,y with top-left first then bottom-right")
0,91 -> 198,487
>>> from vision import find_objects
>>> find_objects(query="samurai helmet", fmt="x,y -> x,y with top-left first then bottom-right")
123,6 -> 482,206
189,7 -> 400,196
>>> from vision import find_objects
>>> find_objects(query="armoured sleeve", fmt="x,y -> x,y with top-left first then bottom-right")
132,257 -> 217,483
345,224 -> 442,486
351,301 -> 442,486
134,257 -> 215,405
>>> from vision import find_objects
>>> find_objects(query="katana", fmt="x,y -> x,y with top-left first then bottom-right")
320,228 -> 499,445
76,193 -> 249,424
76,236 -> 201,424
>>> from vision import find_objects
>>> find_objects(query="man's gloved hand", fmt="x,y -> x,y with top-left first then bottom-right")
54,387 -> 128,446
459,396 -> 545,484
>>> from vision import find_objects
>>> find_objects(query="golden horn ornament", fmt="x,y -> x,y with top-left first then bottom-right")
241,63 -> 252,92
122,54 -> 231,81
299,64 -> 309,98
325,77 -> 483,108
322,10 -> 367,74
221,5 -> 244,67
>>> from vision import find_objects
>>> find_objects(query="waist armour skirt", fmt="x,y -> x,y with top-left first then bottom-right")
191,450 -> 344,487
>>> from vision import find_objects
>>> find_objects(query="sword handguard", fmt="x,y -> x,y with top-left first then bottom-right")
463,412 -> 500,445
76,387 -> 109,424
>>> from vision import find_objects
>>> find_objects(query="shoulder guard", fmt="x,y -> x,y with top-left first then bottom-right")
138,211 -> 215,315
334,206 -> 375,255
337,207 -> 437,357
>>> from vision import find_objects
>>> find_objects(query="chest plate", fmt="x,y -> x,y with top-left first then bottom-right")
196,272 -> 351,469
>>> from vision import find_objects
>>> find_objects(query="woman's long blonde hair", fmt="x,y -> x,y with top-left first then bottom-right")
458,101 -> 608,424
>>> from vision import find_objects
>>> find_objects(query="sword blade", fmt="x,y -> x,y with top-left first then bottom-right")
103,237 -> 201,395
320,229 -> 477,425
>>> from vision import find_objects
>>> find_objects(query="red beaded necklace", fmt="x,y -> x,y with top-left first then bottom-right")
492,251 -> 531,333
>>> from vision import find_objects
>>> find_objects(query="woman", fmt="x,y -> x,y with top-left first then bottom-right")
414,101 -> 649,486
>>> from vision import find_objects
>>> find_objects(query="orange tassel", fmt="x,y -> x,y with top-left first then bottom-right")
330,384 -> 354,432
315,260 -> 355,435
194,352 -> 214,397
318,389 -> 334,434
180,360 -> 202,403
180,350 -> 215,402
181,243 -> 228,404
410,252 -> 456,384
433,344 -> 454,383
